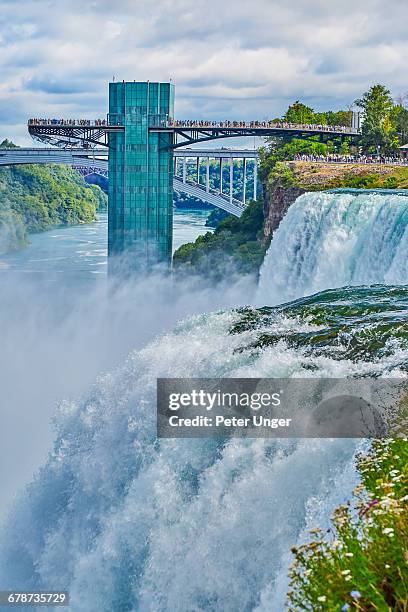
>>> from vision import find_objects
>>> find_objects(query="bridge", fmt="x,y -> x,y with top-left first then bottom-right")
25,81 -> 360,272
27,118 -> 359,149
0,146 -> 258,217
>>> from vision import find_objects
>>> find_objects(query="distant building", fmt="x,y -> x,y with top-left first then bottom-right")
399,144 -> 408,159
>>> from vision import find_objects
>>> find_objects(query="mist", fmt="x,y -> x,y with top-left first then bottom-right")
0,268 -> 256,520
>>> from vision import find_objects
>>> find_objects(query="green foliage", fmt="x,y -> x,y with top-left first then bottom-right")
205,207 -> 229,228
330,167 -> 408,190
288,430 -> 408,611
393,105 -> 408,144
266,162 -> 298,188
0,138 -> 18,148
259,138 -> 331,182
356,84 -> 399,153
173,191 -> 213,209
173,199 -> 267,280
283,102 -> 352,128
284,102 -> 317,124
326,110 -> 353,127
0,163 -> 107,254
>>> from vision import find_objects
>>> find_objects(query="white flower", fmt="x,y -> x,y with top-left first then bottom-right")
317,596 -> 326,602
382,527 -> 394,535
341,570 -> 351,576
345,575 -> 352,582
345,552 -> 354,557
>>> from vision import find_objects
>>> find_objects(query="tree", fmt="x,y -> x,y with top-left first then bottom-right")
284,101 -> 316,124
325,110 -> 353,127
355,84 -> 397,153
0,138 -> 18,148
393,105 -> 408,144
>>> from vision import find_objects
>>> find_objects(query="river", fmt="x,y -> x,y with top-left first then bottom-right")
0,209 -> 213,280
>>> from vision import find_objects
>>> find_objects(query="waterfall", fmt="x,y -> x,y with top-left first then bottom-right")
0,191 -> 407,611
257,191 -> 408,305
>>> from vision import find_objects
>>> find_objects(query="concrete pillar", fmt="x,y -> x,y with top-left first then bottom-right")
174,156 -> 177,176
253,158 -> 258,200
206,157 -> 210,192
196,156 -> 200,184
220,158 -> 223,193
183,156 -> 187,183
243,157 -> 247,204
230,157 -> 233,204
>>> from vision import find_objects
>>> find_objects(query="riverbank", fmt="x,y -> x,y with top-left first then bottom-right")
0,163 -> 107,255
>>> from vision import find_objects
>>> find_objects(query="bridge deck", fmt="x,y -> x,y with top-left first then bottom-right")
27,119 -> 359,148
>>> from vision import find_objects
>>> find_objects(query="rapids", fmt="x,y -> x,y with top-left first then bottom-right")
1,191 -> 407,611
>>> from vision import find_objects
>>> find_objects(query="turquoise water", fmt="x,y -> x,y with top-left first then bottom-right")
0,209 -> 213,280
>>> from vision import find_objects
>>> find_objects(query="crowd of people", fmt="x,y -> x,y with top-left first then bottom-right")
28,118 -> 107,126
27,119 -> 408,164
167,119 -> 359,134
294,153 -> 408,165
28,117 -> 360,134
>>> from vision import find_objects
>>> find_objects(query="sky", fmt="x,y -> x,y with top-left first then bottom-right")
1,0 -> 408,144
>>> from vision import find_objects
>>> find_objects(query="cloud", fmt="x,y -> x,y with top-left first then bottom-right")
24,76 -> 90,94
0,0 -> 407,144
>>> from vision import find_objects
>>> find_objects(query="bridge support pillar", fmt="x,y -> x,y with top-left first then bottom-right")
196,157 -> 200,184
220,158 -> 223,194
183,157 -> 187,183
243,157 -> 247,204
253,159 -> 257,200
108,81 -> 175,273
229,158 -> 233,205
206,157 -> 210,192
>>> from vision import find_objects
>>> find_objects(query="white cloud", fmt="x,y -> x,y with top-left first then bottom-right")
105,20 -> 122,40
0,0 -> 407,144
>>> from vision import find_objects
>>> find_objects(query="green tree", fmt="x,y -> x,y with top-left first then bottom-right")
355,84 -> 397,153
393,104 -> 408,144
0,138 -> 18,148
173,199 -> 267,280
325,110 -> 352,127
284,101 -> 316,124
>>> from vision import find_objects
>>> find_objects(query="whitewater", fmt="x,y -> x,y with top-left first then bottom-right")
258,191 -> 408,304
1,191 -> 407,611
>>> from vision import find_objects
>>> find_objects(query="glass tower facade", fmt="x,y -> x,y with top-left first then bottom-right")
108,81 -> 175,272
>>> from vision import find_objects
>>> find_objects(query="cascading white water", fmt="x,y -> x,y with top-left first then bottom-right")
257,191 -> 408,305
1,191 -> 407,612
0,309 -> 371,612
